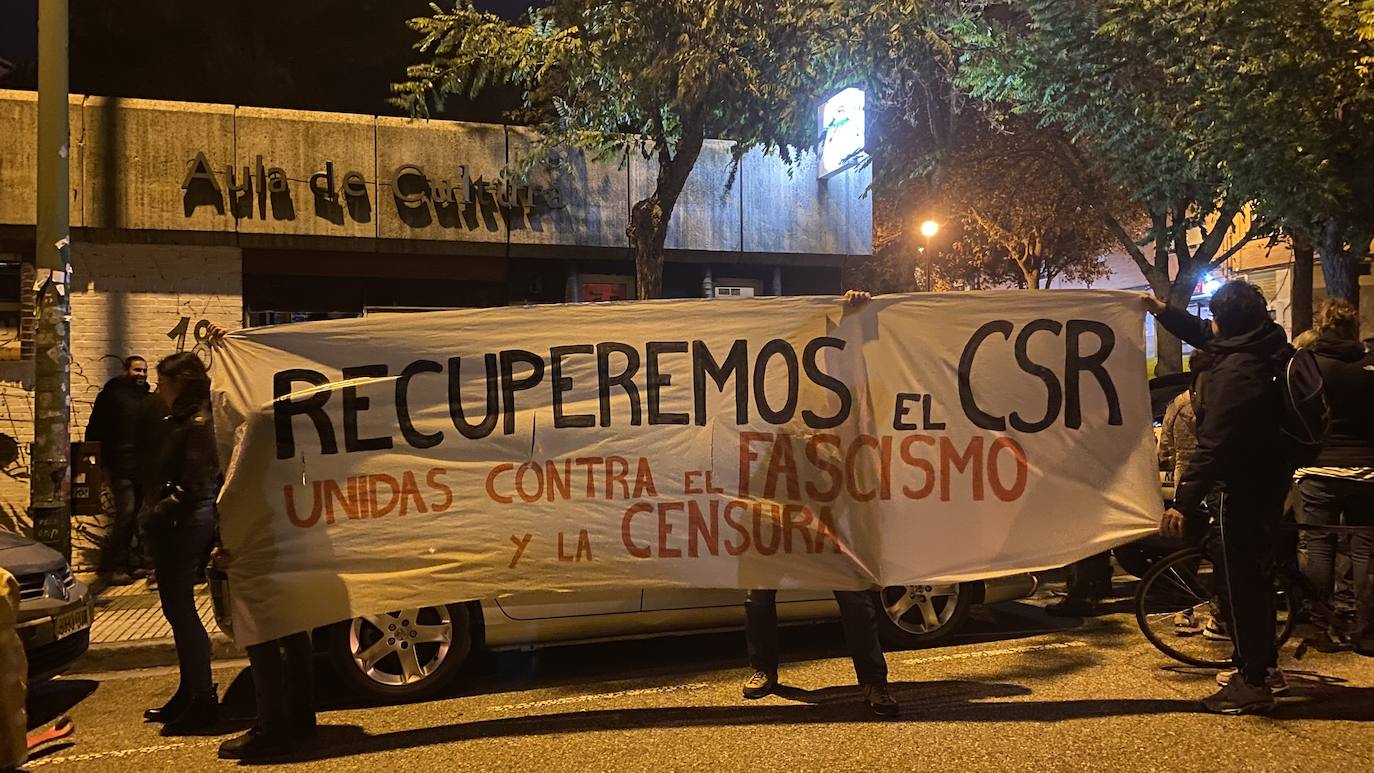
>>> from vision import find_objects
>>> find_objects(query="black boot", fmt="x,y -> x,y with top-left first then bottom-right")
145,682 -> 216,723
160,691 -> 219,736
218,726 -> 305,760
143,690 -> 188,723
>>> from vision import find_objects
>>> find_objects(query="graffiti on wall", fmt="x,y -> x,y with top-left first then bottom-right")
0,303 -> 226,567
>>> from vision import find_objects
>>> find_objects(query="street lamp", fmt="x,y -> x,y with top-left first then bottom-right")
918,219 -> 939,292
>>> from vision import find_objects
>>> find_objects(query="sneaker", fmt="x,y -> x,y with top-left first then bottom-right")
863,683 -> 900,718
1201,676 -> 1275,715
1216,668 -> 1288,696
1174,610 -> 1202,636
1045,597 -> 1103,618
1202,618 -> 1230,641
741,671 -> 777,700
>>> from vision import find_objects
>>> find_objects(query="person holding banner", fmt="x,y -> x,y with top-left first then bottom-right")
742,589 -> 898,716
205,323 -> 320,760
1145,283 -> 1293,715
738,290 -> 900,718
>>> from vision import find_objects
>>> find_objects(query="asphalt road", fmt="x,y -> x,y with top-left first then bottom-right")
22,600 -> 1374,772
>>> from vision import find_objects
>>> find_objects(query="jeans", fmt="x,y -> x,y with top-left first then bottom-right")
101,476 -> 143,572
152,504 -> 216,698
1213,482 -> 1286,685
246,632 -> 314,734
1298,476 -> 1374,626
745,589 -> 888,686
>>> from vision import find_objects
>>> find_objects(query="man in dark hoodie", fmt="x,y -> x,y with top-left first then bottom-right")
85,355 -> 154,585
1143,281 -> 1293,714
1295,300 -> 1374,653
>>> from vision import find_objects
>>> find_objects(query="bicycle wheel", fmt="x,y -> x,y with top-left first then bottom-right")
1135,545 -> 1296,669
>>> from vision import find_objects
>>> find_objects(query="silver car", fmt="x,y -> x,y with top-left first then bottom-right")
2,530 -> 94,680
211,567 -> 1037,702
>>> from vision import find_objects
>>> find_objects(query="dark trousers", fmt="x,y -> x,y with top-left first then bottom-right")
101,476 -> 143,572
1065,552 -> 1114,600
1298,476 -> 1374,626
246,632 -> 314,734
745,589 -> 888,686
151,505 -> 216,698
1214,483 -> 1286,685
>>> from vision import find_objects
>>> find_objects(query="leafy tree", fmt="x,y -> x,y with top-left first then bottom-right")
848,2 -> 1028,295
940,122 -> 1115,289
960,1 -> 1271,374
1117,0 -> 1374,314
393,0 -> 846,299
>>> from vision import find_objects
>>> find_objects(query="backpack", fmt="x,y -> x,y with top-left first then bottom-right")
1277,347 -> 1330,467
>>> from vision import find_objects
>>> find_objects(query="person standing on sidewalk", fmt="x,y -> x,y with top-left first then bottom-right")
203,323 -> 319,759
86,355 -> 154,586
141,353 -> 220,735
1146,282 -> 1293,715
1294,300 -> 1374,653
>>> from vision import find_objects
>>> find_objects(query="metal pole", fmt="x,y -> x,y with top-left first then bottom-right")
31,0 -> 72,559
925,237 -> 933,292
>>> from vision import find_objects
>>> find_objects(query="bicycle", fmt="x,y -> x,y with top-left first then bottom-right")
1134,523 -> 1371,669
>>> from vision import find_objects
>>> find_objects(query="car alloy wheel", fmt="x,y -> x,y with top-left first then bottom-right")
349,606 -> 455,687
882,584 -> 961,635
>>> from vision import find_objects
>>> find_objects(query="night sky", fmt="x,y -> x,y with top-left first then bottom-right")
0,1 -> 535,120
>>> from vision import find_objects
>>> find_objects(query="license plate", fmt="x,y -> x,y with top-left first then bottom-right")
54,605 -> 91,641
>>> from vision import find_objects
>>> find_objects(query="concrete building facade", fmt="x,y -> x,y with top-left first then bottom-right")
0,90 -> 872,565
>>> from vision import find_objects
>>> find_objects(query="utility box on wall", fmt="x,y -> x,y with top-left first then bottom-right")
70,441 -> 104,516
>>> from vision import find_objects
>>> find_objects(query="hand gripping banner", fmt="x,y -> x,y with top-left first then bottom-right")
212,291 -> 1161,645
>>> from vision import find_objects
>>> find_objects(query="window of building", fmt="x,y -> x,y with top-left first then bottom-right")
245,310 -> 361,329
576,274 -> 635,302
0,258 -> 27,361
818,87 -> 865,179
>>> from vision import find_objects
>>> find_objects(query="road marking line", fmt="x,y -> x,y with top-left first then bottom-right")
485,682 -> 711,713
27,740 -> 219,768
901,640 -> 1090,665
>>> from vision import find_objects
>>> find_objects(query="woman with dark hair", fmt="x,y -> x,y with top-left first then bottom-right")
141,352 -> 220,734
1296,300 -> 1374,653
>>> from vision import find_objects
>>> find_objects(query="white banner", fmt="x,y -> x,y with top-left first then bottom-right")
213,291 -> 1161,646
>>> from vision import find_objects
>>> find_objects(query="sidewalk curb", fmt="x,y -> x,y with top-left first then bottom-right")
69,634 -> 245,674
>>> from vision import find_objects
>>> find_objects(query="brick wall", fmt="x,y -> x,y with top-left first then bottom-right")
0,242 -> 241,568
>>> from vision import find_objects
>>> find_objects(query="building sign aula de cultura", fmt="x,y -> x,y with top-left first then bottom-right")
180,152 -> 567,226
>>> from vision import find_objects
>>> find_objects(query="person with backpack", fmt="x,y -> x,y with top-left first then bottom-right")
1142,281 -> 1300,714
1294,300 -> 1374,654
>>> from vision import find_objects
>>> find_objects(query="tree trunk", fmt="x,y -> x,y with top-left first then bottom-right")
1317,219 -> 1362,310
627,109 -> 706,300
1154,273 -> 1201,377
1289,229 -> 1314,334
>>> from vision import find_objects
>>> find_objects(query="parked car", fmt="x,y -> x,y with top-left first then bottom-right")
1,529 -> 93,680
210,565 -> 1038,702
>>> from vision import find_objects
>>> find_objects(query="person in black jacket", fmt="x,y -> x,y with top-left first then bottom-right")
85,356 -> 153,585
1144,281 -> 1293,715
1295,300 -> 1374,652
141,353 -> 220,735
